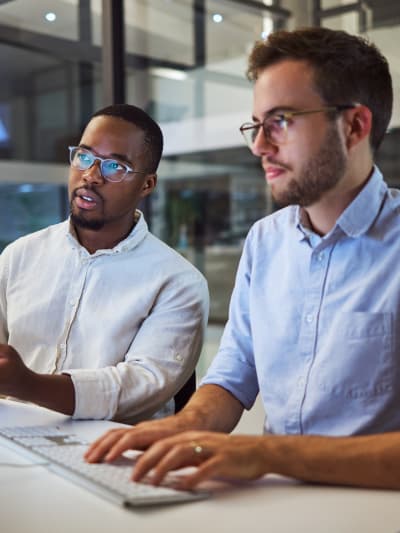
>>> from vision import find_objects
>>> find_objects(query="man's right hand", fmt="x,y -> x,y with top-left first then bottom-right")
0,343 -> 75,415
85,385 -> 244,464
84,414 -> 189,463
85,384 -> 244,465
0,343 -> 34,397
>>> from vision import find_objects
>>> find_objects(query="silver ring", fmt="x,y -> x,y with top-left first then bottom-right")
191,442 -> 203,454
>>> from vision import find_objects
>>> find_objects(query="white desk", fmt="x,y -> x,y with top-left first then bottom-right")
1,399 -> 399,533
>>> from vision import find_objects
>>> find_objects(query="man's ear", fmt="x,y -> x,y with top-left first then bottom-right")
344,105 -> 373,150
141,173 -> 157,197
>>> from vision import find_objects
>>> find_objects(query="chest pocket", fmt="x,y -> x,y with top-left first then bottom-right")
314,311 -> 394,400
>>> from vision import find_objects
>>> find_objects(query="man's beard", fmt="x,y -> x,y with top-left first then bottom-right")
70,205 -> 105,231
272,123 -> 347,208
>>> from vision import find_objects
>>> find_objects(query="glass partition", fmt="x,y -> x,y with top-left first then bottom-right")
124,0 -> 286,321
0,0 -> 103,249
319,3 -> 400,187
0,183 -> 68,250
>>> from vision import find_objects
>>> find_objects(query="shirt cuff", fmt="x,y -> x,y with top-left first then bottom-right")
68,369 -> 120,420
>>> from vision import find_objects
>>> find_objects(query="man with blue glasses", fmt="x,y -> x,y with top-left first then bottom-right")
0,104 -> 208,423
68,145 -> 149,185
87,28 -> 400,490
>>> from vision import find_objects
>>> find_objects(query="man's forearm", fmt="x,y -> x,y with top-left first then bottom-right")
180,384 -> 244,433
264,432 -> 400,490
16,370 -> 75,416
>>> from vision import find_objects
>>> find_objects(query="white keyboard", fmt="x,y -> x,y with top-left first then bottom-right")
0,425 -> 209,507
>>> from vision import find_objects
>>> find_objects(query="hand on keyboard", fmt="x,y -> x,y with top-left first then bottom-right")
85,413 -> 189,464
0,426 -> 209,507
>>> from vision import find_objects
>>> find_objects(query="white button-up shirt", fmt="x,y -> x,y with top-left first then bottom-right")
0,211 -> 209,423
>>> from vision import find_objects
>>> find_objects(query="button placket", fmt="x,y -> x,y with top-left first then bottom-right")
285,244 -> 333,434
56,256 -> 92,371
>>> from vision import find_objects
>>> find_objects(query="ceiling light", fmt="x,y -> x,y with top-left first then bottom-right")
212,13 -> 223,23
150,67 -> 188,81
45,12 -> 56,22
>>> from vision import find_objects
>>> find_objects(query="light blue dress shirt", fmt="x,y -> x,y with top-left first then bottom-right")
202,167 -> 400,436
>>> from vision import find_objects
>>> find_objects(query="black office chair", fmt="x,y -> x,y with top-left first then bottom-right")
174,371 -> 196,413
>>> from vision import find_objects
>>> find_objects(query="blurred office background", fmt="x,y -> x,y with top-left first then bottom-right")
0,2 -> 399,418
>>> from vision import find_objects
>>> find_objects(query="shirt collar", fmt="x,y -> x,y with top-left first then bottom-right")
66,209 -> 148,255
335,166 -> 387,237
295,166 -> 387,241
295,207 -> 314,242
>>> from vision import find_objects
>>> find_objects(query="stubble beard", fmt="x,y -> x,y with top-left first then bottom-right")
271,123 -> 347,208
70,202 -> 105,231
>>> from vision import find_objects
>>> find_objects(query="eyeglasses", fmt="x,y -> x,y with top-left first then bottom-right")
68,146 -> 147,183
239,105 -> 356,150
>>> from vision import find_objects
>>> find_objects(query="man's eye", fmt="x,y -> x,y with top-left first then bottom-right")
104,161 -> 124,171
270,116 -> 288,128
77,152 -> 91,163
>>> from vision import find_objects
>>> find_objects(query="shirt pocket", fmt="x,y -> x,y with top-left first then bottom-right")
315,311 -> 394,400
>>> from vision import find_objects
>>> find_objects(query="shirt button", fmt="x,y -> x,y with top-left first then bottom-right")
175,354 -> 183,362
317,252 -> 324,262
297,377 -> 306,388
305,314 -> 314,324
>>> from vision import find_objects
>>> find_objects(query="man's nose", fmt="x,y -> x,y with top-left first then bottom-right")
251,128 -> 278,158
82,161 -> 104,184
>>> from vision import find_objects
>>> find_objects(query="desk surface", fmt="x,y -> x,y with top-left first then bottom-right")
1,399 -> 399,533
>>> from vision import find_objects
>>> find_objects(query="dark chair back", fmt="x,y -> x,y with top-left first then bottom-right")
174,372 -> 196,413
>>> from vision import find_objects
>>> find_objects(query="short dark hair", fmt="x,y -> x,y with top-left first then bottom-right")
91,104 -> 163,173
247,27 -> 393,153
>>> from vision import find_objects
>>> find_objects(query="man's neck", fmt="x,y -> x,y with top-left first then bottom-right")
73,217 -> 138,255
304,164 -> 374,237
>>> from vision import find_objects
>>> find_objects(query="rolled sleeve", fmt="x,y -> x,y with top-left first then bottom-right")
69,369 -> 120,420
201,352 -> 259,409
69,271 -> 209,423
